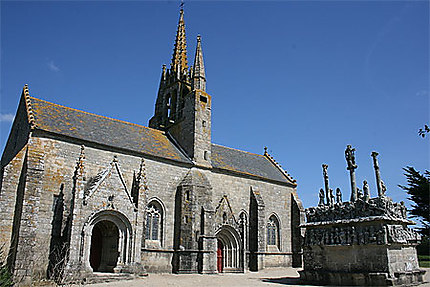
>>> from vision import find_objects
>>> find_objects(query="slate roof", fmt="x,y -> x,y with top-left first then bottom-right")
211,144 -> 294,184
28,97 -> 192,163
25,96 -> 295,185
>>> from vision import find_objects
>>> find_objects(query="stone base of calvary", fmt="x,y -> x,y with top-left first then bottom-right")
299,146 -> 425,286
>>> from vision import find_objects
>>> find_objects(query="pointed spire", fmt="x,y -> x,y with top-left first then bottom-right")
171,9 -> 188,78
192,35 -> 206,91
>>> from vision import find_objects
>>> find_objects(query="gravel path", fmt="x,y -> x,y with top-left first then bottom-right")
85,268 -> 430,287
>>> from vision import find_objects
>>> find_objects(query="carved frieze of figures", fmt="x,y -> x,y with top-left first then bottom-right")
304,223 -> 420,247
305,195 -> 408,223
304,225 -> 384,246
387,225 -> 421,244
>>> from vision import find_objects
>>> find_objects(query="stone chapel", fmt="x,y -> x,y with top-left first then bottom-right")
0,9 -> 304,283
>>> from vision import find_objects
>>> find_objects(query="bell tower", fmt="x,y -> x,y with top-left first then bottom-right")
149,9 -> 212,168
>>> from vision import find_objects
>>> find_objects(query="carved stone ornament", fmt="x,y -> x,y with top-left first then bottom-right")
305,195 -> 409,223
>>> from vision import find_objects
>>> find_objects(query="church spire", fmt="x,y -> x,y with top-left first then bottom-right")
192,35 -> 206,91
171,9 -> 188,78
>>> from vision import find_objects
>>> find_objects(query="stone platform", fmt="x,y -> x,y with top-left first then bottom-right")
299,147 -> 425,286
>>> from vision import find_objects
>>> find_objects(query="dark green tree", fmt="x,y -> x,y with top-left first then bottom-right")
399,166 -> 430,236
418,124 -> 429,138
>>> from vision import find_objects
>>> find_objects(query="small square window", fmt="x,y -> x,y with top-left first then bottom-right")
200,95 -> 207,103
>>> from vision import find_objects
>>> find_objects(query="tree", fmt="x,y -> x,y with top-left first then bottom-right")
418,124 -> 429,138
399,166 -> 430,236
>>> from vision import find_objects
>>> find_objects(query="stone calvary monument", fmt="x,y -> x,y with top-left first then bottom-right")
299,145 -> 425,286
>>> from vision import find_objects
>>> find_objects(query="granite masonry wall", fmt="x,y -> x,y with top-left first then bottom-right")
0,132 -> 303,283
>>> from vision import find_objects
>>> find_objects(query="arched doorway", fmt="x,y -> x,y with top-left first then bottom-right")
216,226 -> 243,273
84,210 -> 133,273
89,220 -> 119,272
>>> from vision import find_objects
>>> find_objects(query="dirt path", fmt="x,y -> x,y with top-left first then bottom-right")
85,268 -> 430,287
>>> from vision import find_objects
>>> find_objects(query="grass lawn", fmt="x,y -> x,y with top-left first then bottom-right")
418,255 -> 430,268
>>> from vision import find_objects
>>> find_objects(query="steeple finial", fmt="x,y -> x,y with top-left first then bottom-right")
192,35 -> 206,91
171,8 -> 188,77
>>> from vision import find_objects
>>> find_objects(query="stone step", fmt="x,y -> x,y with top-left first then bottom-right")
84,272 -> 137,284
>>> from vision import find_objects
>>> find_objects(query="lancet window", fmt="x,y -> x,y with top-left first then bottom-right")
267,215 -> 280,248
146,202 -> 163,242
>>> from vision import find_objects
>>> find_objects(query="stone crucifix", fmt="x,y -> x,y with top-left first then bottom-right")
371,151 -> 383,197
345,145 -> 358,201
322,164 -> 330,205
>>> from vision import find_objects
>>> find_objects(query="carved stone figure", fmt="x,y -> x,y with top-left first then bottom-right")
322,164 -> 330,205
400,201 -> 407,218
345,145 -> 357,170
335,188 -> 342,204
345,145 -> 358,202
363,180 -> 370,202
381,180 -> 387,196
371,151 -> 383,196
356,187 -> 363,200
318,188 -> 325,206
329,188 -> 334,206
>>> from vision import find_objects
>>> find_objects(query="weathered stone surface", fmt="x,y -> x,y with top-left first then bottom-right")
0,9 -> 304,285
300,146 -> 425,286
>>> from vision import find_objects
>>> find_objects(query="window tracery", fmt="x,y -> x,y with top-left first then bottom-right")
146,203 -> 162,242
267,215 -> 280,248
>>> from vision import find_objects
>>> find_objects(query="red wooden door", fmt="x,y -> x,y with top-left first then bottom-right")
217,240 -> 223,273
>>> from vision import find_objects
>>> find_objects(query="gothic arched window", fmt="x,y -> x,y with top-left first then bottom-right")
146,202 -> 163,242
267,215 -> 280,248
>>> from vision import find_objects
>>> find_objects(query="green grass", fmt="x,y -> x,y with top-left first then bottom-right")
418,255 -> 430,268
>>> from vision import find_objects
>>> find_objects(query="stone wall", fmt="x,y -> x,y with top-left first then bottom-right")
1,131 -> 303,282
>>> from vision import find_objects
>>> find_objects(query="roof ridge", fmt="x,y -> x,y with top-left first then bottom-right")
263,149 -> 297,185
29,96 -> 165,134
212,143 -> 265,158
23,84 -> 37,129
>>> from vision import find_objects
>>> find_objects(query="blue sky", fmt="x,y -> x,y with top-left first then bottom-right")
1,1 -> 428,215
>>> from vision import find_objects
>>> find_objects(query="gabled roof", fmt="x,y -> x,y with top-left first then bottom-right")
16,90 -> 295,185
27,96 -> 192,164
211,144 -> 296,185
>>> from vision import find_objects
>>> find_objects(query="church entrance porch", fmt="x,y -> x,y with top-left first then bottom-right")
216,226 -> 243,273
83,210 -> 133,274
89,220 -> 119,272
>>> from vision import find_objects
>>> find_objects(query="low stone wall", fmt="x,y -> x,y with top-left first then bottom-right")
141,249 -> 173,273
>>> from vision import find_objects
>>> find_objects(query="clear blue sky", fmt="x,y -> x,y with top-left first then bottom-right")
1,1 -> 428,214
